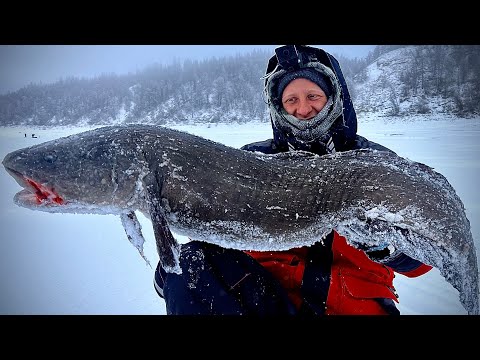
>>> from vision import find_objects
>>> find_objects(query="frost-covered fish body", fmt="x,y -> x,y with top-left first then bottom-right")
2,124 -> 478,315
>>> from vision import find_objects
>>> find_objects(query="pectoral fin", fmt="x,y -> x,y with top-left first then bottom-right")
143,170 -> 182,274
120,210 -> 152,268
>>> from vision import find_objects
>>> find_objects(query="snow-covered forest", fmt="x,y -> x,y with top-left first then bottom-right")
1,45 -> 479,127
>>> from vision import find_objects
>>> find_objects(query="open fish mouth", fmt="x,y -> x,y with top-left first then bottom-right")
4,166 -> 64,206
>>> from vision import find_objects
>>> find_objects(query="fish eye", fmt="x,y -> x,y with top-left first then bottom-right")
44,151 -> 57,163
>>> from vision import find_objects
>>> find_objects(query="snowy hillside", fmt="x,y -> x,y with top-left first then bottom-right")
352,46 -> 477,117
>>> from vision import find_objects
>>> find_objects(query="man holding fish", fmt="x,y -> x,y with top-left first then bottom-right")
153,45 -> 433,315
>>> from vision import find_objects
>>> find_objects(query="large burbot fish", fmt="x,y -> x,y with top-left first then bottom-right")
2,124 -> 479,315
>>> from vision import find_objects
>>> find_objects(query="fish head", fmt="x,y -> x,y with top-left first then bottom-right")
2,129 -> 146,214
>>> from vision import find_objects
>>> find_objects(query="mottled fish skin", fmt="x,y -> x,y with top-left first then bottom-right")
2,124 -> 479,314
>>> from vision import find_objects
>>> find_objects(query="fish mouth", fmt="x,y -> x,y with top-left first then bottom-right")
5,166 -> 64,206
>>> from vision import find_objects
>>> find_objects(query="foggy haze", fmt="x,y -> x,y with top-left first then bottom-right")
0,45 -> 375,95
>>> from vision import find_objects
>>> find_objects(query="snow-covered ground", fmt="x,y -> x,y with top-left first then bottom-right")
0,115 -> 479,315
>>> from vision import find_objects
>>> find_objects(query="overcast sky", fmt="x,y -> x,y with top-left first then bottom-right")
0,45 -> 375,95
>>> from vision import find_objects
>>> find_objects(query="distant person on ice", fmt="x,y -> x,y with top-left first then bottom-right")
153,45 -> 433,315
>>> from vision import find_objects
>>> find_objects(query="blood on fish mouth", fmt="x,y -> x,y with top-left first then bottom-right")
6,167 -> 63,205
25,177 -> 64,205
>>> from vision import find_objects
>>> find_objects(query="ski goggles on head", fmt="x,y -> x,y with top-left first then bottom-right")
263,45 -> 331,86
274,45 -> 309,71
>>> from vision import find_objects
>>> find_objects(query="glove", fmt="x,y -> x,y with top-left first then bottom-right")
364,241 -> 397,263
